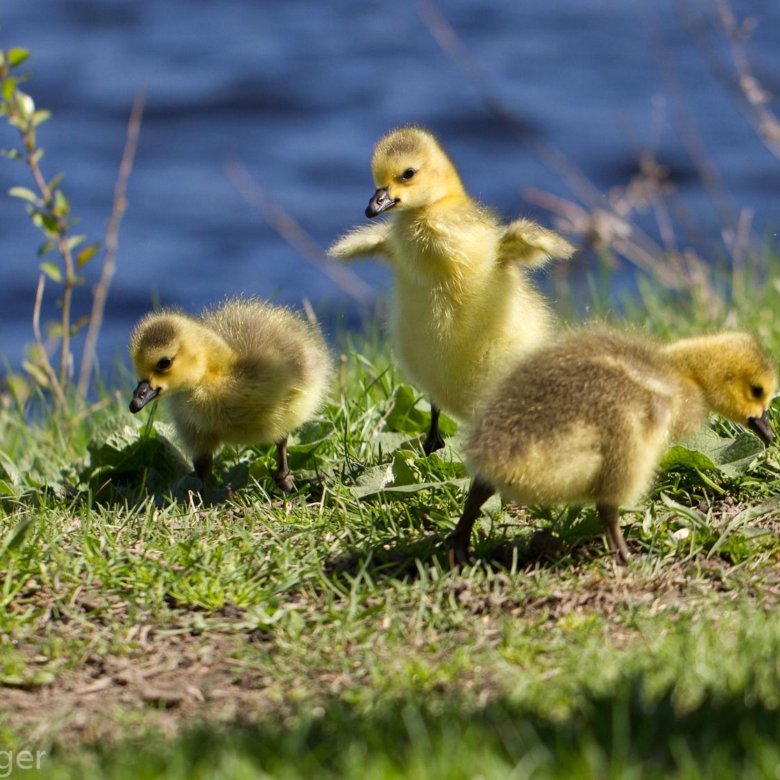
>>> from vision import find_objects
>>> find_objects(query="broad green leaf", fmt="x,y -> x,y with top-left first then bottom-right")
351,463 -> 394,498
32,109 -> 50,127
39,261 -> 61,282
350,453 -> 467,499
8,185 -> 37,204
362,477 -> 469,499
83,420 -> 191,492
661,427 -> 764,479
67,234 -> 86,251
7,48 -> 30,67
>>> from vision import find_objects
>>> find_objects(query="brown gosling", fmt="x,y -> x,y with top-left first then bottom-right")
129,298 -> 332,493
451,327 -> 776,565
329,125 -> 574,454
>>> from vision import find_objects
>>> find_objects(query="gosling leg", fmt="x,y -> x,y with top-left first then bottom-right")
423,404 -> 446,456
448,477 -> 496,566
273,437 -> 295,494
597,503 -> 631,565
193,453 -> 213,483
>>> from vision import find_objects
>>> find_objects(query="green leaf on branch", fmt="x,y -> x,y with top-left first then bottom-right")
7,48 -> 31,68
2,78 -> 16,103
37,239 -> 54,256
8,185 -> 37,204
0,148 -> 22,161
76,242 -> 100,266
48,172 -> 64,191
14,91 -> 34,118
31,210 -> 60,235
53,189 -> 69,216
40,261 -> 62,282
32,109 -> 50,127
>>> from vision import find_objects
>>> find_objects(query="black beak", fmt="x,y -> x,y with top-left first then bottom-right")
365,188 -> 398,218
129,379 -> 160,413
747,411 -> 774,446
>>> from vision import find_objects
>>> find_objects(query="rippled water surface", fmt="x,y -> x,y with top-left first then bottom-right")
0,0 -> 778,369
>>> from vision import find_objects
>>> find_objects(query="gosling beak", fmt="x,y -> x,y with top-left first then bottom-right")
129,379 -> 160,413
365,188 -> 398,219
747,411 -> 774,446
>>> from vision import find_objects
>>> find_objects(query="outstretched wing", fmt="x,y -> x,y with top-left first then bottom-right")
497,218 -> 575,268
328,222 -> 391,262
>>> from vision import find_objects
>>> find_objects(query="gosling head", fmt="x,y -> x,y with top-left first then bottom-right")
128,313 -> 208,413
667,332 -> 777,445
365,126 -> 465,218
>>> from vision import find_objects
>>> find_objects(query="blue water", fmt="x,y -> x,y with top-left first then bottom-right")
0,0 -> 778,372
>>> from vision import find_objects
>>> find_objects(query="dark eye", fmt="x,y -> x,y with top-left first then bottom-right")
401,168 -> 416,181
751,385 -> 764,399
156,357 -> 173,372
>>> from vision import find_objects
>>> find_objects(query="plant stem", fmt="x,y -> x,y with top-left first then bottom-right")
77,91 -> 144,398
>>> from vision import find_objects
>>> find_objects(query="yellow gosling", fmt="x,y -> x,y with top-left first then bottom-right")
129,298 -> 332,493
329,126 -> 574,454
451,327 -> 776,564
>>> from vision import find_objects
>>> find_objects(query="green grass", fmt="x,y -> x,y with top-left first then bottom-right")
2,257 -> 780,778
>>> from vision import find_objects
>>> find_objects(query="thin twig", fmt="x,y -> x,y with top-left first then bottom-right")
77,91 -> 145,398
31,273 -> 65,406
413,0 -> 602,209
675,0 -> 780,162
413,0 -> 694,291
225,157 -> 376,307
20,124 -> 77,386
713,0 -> 780,160
647,5 -> 739,229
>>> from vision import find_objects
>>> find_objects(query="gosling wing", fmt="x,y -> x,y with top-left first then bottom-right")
497,218 -> 575,268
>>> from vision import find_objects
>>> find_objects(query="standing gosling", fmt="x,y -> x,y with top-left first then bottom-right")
329,126 -> 574,454
451,327 -> 776,565
129,298 -> 332,493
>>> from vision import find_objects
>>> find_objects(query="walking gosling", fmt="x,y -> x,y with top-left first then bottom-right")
129,298 -> 332,493
450,327 -> 776,564
329,126 -> 574,454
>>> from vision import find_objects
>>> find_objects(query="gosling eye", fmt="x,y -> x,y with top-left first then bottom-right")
156,357 -> 173,372
751,385 -> 764,400
400,168 -> 416,181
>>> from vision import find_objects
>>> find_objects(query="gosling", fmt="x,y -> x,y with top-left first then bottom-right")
329,126 -> 574,454
451,327 -> 776,565
128,298 -> 332,493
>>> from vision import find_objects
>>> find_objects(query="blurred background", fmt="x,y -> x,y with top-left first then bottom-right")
0,0 -> 778,374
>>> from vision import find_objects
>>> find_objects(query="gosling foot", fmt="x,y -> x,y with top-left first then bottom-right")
423,404 -> 446,456
273,437 -> 295,494
274,471 -> 296,494
447,534 -> 472,568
